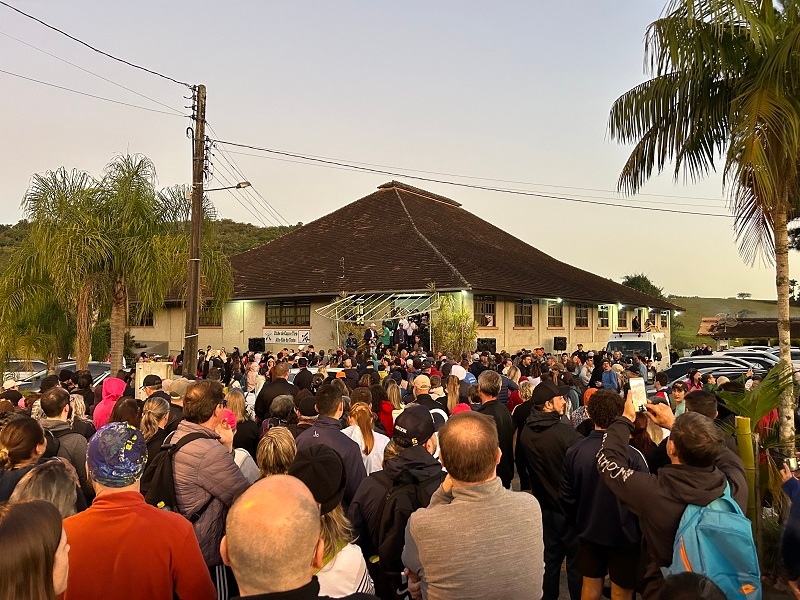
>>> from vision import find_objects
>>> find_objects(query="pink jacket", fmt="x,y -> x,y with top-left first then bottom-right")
93,377 -> 127,429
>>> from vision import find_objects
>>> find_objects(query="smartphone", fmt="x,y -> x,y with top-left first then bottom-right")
784,457 -> 799,471
629,377 -> 647,412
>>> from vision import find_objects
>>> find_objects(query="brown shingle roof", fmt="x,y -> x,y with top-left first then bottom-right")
228,181 -> 680,310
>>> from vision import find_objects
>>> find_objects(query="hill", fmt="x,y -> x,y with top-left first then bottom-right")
669,295 -> 800,349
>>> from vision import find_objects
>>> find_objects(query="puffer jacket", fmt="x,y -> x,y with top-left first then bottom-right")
171,420 -> 250,567
92,377 -> 127,429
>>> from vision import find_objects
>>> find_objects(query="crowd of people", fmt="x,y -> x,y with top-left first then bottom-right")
0,336 -> 796,600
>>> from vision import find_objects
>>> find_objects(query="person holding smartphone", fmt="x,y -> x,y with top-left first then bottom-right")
781,460 -> 800,599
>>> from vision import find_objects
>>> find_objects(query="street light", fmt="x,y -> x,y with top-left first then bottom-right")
205,181 -> 251,192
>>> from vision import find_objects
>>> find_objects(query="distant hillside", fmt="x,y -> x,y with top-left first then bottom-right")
0,219 -> 295,270
669,295 -> 800,349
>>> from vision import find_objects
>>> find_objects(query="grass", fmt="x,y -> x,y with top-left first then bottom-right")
669,296 -> 800,350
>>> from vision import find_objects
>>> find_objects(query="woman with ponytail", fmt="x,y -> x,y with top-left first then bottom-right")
342,402 -> 389,474
0,417 -> 47,501
139,396 -> 170,471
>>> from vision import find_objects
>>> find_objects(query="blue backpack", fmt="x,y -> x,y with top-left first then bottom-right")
662,484 -> 761,599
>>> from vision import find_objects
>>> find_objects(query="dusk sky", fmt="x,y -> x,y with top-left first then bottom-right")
1,1 -> 793,299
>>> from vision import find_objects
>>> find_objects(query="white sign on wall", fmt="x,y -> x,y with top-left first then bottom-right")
263,329 -> 311,345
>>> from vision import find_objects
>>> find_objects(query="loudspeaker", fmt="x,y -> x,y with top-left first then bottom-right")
476,338 -> 497,353
248,337 -> 265,352
553,336 -> 567,351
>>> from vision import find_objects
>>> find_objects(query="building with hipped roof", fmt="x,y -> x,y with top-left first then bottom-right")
130,181 -> 680,355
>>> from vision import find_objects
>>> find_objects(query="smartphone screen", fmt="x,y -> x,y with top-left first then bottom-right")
787,457 -> 799,471
629,377 -> 647,411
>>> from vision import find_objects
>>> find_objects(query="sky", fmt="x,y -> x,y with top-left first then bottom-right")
0,1 -> 794,300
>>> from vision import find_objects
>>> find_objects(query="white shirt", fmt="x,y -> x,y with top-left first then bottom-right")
342,425 -> 390,475
317,542 -> 375,597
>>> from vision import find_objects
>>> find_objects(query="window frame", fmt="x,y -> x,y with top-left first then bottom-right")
198,304 -> 222,328
548,300 -> 565,328
265,300 -> 311,327
514,298 -> 533,328
597,304 -> 610,329
617,308 -> 628,329
474,295 -> 496,327
573,303 -> 587,328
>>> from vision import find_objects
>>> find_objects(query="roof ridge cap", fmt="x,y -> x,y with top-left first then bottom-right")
393,188 -> 470,289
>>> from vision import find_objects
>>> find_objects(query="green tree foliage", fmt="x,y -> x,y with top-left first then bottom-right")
430,294 -> 478,358
609,0 -> 800,452
621,273 -> 665,300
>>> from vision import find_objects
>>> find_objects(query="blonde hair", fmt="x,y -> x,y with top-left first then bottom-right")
383,439 -> 401,464
256,427 -> 297,477
320,505 -> 354,560
445,375 -> 460,413
225,389 -> 248,423
507,365 -> 520,384
140,397 -> 170,442
518,380 -> 534,402
68,395 -> 90,425
348,403 -> 374,456
316,366 -> 328,378
386,383 -> 403,411
647,418 -> 664,445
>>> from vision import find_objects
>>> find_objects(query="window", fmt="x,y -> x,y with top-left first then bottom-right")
597,305 -> 610,328
474,295 -> 496,327
660,311 -> 669,329
514,298 -> 533,327
128,306 -> 154,327
265,301 -> 310,327
549,301 -> 564,328
572,303 -> 587,328
199,304 -> 222,327
617,309 -> 628,329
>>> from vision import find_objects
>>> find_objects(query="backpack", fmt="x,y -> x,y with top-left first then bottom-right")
43,427 -> 82,459
140,432 -> 215,523
662,484 -> 761,599
374,472 -> 444,574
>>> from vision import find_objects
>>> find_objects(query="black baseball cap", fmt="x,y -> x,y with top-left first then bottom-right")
288,445 -> 346,515
531,380 -> 571,408
393,405 -> 435,446
141,374 -> 162,388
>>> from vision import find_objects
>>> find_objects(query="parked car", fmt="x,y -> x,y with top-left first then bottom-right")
17,361 -> 112,393
718,350 -> 779,370
666,356 -> 758,382
3,359 -> 48,382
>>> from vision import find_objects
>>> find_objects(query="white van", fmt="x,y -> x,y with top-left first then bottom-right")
605,331 -> 671,372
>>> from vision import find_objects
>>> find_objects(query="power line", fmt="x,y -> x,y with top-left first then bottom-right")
208,149 -> 281,227
208,167 -> 272,228
210,138 -> 734,219
0,30 -> 185,115
216,141 -> 727,204
0,1 -> 192,88
205,123 -> 292,226
0,67 -> 188,117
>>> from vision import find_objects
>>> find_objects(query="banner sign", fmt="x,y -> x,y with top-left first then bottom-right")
263,329 -> 311,345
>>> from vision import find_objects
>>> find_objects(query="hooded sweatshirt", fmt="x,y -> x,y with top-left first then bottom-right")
520,409 -> 583,511
92,377 -> 127,430
597,417 -> 738,599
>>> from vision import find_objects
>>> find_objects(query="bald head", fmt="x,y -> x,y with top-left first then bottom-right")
222,475 -> 321,595
438,412 -> 499,483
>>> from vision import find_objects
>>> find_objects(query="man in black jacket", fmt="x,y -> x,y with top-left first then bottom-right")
598,394 -> 751,599
293,357 -> 313,392
520,379 -> 583,600
254,362 -> 300,421
348,405 -> 444,598
561,389 -> 648,600
475,370 -> 514,488
407,375 -> 449,430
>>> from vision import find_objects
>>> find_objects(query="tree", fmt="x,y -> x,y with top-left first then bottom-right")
737,292 -> 753,300
621,273 -> 665,299
430,293 -> 478,359
609,0 -> 800,453
10,155 -> 233,373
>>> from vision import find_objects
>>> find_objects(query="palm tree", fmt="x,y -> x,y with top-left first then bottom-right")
7,155 -> 232,374
609,0 -> 800,451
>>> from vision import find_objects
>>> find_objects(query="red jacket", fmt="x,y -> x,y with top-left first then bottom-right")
379,400 -> 395,437
63,491 -> 216,600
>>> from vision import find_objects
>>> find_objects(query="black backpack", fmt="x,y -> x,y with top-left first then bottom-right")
43,428 -> 82,459
374,472 -> 444,574
140,432 -> 215,522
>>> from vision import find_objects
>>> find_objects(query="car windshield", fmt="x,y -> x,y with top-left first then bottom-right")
606,340 -> 652,358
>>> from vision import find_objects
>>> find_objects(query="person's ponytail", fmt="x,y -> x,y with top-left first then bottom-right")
349,402 -> 375,456
139,397 -> 170,442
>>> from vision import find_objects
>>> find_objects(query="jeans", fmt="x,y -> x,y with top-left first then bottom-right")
540,508 -> 581,600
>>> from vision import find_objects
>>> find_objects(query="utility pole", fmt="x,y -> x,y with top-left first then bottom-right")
184,84 -> 206,375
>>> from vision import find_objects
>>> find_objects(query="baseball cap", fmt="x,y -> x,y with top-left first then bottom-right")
531,380 -> 571,408
413,374 -> 431,390
587,351 -> 594,357
288,445 -> 346,515
169,378 -> 193,399
421,360 -> 433,369
2,379 -> 19,389
472,353 -> 480,361
141,374 -> 162,388
298,395 -> 318,417
393,404 -> 435,446
87,423 -> 148,487
450,365 -> 467,381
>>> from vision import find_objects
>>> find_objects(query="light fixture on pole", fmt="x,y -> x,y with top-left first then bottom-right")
205,181 -> 251,192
